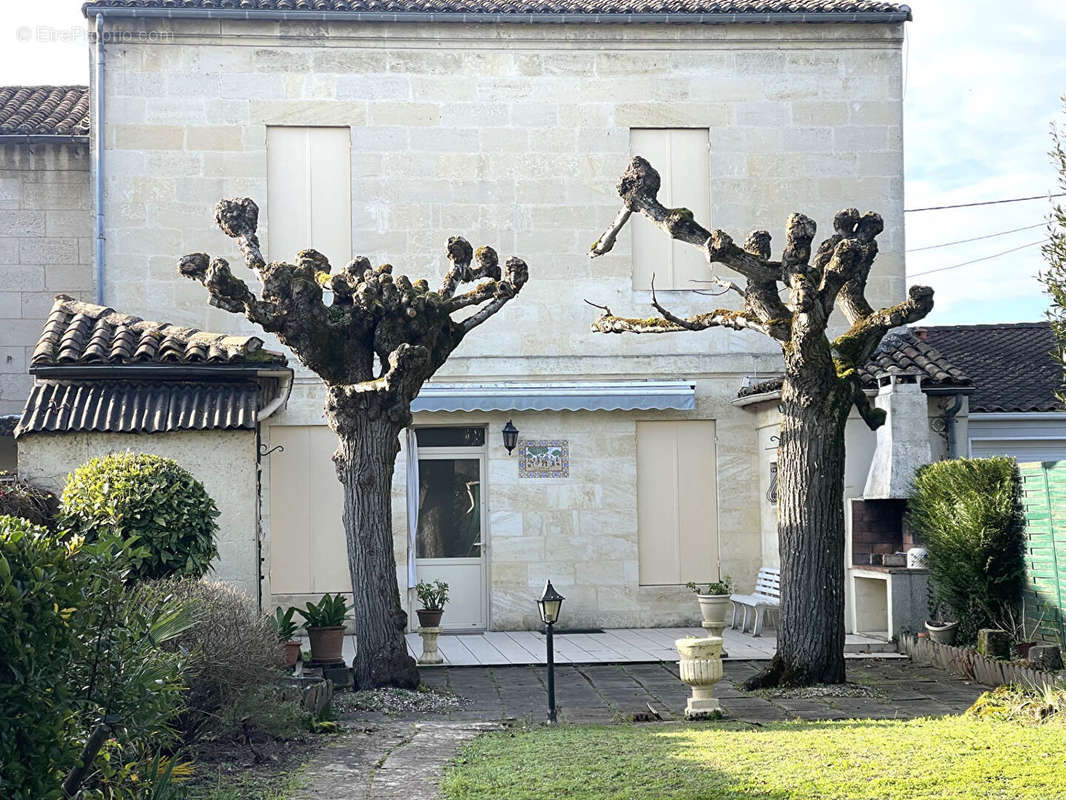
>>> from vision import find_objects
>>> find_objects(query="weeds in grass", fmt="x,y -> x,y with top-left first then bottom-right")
968,683 -> 1066,723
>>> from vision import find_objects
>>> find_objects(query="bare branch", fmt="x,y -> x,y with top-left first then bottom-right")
215,198 -> 265,272
832,285 -> 935,367
841,369 -> 887,430
589,206 -> 633,258
439,236 -> 473,299
460,257 -> 529,332
605,157 -> 782,282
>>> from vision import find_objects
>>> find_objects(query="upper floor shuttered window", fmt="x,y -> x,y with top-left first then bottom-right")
629,128 -> 711,291
266,126 -> 352,267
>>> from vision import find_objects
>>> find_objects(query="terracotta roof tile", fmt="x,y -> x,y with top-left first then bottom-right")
917,322 -> 1064,413
84,0 -> 910,17
737,328 -> 971,399
0,86 -> 89,137
31,295 -> 286,368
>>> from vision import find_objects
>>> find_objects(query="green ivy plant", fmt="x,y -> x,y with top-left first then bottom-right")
59,452 -> 220,582
295,594 -> 351,629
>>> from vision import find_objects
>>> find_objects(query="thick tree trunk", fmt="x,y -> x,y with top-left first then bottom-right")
329,403 -> 419,690
745,368 -> 851,688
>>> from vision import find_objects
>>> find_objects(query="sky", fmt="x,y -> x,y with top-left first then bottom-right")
1,0 -> 1064,325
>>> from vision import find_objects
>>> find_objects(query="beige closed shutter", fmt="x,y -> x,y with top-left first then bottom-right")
266,126 -> 352,266
629,128 -> 711,290
268,425 -> 352,597
636,420 -> 719,585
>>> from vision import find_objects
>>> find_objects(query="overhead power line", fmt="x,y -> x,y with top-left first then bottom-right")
908,239 -> 1046,278
905,193 -> 1065,213
906,222 -> 1047,252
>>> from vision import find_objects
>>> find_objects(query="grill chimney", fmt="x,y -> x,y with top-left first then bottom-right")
862,374 -> 931,500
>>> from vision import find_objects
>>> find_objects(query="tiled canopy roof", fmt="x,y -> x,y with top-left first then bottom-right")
857,329 -> 971,389
32,295 -> 286,368
0,86 -> 89,137
737,328 -> 971,399
918,322 -> 1065,413
83,0 -> 911,17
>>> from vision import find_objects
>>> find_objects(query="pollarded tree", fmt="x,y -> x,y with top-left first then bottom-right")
589,158 -> 933,687
179,198 -> 528,688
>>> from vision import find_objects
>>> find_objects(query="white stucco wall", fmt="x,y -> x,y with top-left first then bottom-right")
17,429 -> 259,600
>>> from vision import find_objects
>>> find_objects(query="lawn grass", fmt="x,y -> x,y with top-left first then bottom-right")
441,717 -> 1066,800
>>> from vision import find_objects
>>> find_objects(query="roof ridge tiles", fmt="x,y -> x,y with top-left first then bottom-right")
30,294 -> 286,368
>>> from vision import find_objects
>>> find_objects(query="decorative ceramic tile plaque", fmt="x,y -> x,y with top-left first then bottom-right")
518,439 -> 569,479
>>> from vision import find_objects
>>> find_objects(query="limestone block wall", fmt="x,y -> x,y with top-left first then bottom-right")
17,429 -> 260,601
268,371 -> 764,630
92,16 -> 908,625
0,143 -> 92,415
95,17 -> 906,384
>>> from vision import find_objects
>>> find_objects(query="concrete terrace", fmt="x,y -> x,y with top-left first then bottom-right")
322,628 -> 898,667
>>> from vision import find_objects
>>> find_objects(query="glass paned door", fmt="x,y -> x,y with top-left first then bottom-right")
415,454 -> 486,630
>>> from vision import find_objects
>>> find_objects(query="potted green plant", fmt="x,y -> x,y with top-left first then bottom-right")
271,606 -> 302,667
295,593 -> 350,663
687,576 -> 733,632
415,579 -> 449,628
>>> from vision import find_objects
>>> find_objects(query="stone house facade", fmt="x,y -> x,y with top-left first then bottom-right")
9,0 -> 955,636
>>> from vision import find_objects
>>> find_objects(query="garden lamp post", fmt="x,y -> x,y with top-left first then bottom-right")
537,580 -> 565,724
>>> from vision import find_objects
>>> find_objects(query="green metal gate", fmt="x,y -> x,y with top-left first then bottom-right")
1018,461 -> 1066,644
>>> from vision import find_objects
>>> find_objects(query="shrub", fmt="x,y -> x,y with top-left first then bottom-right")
0,517 -> 194,800
60,453 -> 220,582
0,474 -> 59,527
147,579 -> 284,742
907,457 -> 1026,643
0,515 -> 82,799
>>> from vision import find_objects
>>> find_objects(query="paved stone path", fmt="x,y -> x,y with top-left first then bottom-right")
294,659 -> 985,798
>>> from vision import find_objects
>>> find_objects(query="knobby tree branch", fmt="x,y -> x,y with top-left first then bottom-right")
588,156 -> 934,430
179,197 -> 528,413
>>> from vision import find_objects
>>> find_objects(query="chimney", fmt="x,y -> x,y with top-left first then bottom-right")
862,374 -> 932,499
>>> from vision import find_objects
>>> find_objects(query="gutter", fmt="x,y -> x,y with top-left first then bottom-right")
30,364 -> 288,380
82,6 -> 912,25
93,13 -> 105,305
0,135 -> 89,146
941,393 -> 965,459
257,368 -> 293,421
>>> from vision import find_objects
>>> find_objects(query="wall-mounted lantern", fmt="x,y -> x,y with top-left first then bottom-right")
502,420 -> 519,455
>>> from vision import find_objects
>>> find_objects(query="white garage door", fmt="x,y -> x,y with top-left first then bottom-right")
969,439 -> 1066,463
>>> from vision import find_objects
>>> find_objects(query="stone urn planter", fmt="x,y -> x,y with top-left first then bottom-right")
675,636 -> 724,720
696,595 -> 731,634
417,626 -> 443,665
924,620 -> 958,645
415,579 -> 449,665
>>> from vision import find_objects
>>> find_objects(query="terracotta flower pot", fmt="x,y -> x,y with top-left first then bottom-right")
307,626 -> 345,663
283,640 -> 302,667
417,608 -> 444,628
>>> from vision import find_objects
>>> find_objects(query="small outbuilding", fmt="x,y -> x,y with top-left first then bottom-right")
15,295 -> 292,602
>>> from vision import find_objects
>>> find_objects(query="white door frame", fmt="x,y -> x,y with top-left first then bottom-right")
411,439 -> 489,632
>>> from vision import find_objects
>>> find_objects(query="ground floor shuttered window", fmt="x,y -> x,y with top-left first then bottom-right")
636,420 -> 719,586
